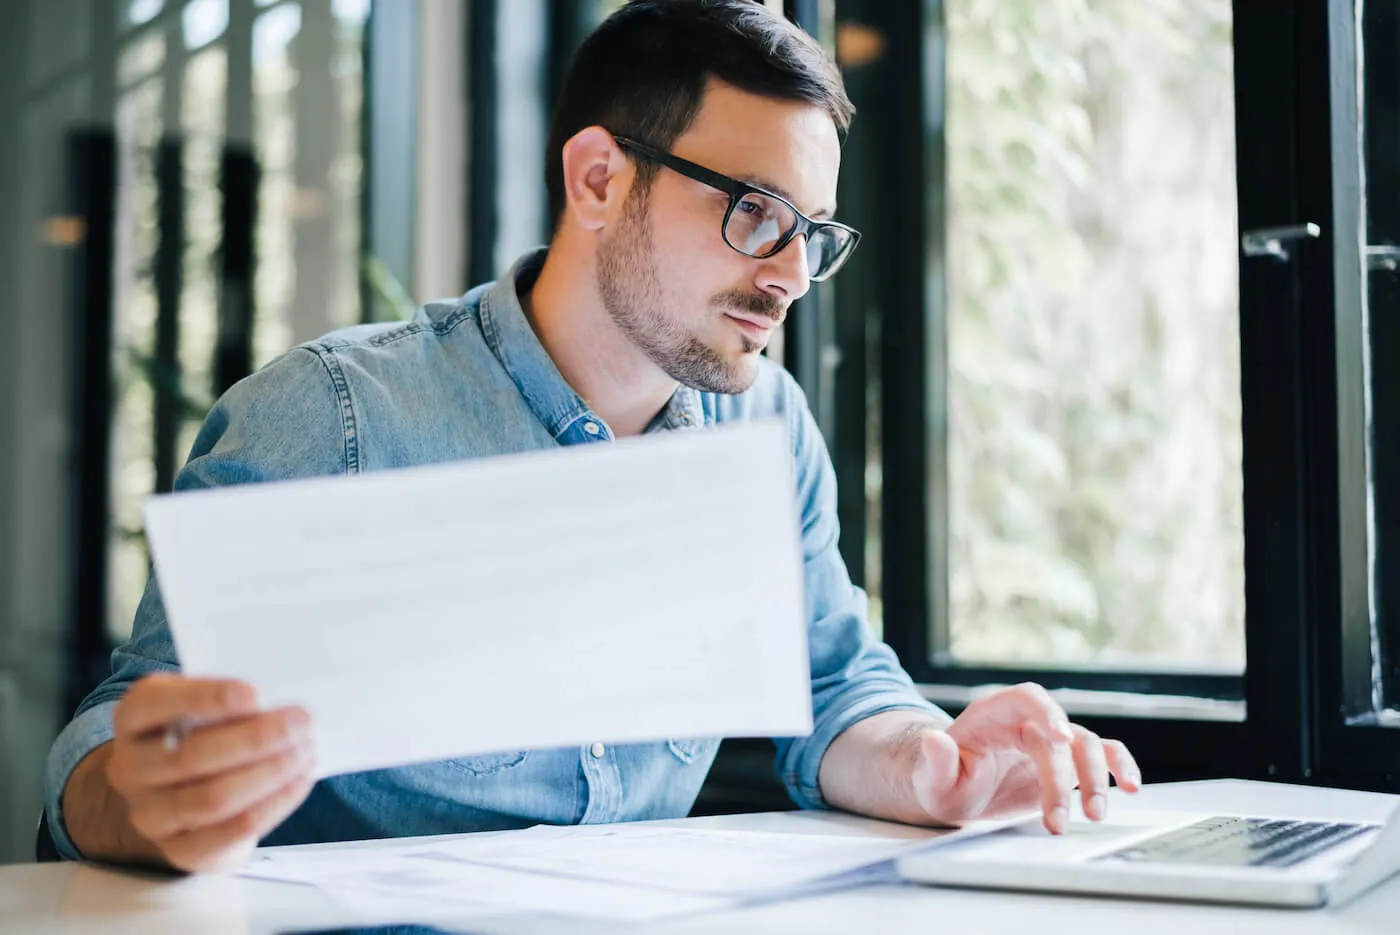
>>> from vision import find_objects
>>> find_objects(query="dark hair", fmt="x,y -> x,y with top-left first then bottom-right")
545,0 -> 854,228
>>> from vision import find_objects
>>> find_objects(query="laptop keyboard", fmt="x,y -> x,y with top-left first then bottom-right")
1099,816 -> 1377,869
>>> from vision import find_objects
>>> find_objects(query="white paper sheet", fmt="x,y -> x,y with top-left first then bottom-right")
241,819 -> 995,921
142,420 -> 812,778
243,846 -> 732,922
408,822 -> 993,896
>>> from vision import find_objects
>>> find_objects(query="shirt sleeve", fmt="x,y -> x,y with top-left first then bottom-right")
772,378 -> 952,810
43,347 -> 351,859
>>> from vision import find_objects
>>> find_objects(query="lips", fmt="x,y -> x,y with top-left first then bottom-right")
725,315 -> 778,342
725,313 -> 782,334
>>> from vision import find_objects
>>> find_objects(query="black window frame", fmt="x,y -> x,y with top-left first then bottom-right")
1313,0 -> 1400,789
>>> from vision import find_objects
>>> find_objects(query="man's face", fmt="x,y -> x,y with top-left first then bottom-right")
595,82 -> 842,394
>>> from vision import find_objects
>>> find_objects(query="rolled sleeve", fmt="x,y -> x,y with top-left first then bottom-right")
782,688 -> 947,810
42,572 -> 181,859
43,702 -> 119,860
778,627 -> 949,809
772,377 -> 950,810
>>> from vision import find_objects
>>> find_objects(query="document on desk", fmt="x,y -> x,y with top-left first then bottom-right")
142,419 -> 812,778
243,844 -> 733,923
241,822 -> 989,921
409,823 -> 975,897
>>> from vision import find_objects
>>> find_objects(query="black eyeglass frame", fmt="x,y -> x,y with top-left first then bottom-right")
610,134 -> 861,282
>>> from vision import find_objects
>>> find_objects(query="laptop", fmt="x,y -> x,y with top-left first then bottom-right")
895,801 -> 1400,908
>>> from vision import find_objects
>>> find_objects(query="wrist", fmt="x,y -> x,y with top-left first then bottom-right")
63,744 -> 164,866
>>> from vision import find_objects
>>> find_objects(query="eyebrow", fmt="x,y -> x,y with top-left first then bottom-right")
735,174 -> 836,221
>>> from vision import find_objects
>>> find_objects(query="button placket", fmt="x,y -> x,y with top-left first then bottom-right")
579,742 -> 623,823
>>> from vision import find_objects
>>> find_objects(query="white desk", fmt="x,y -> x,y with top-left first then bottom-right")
3,780 -> 1398,934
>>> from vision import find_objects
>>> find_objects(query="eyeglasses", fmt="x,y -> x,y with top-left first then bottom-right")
611,134 -> 861,283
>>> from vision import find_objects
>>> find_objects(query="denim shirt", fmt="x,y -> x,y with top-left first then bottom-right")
44,249 -> 944,860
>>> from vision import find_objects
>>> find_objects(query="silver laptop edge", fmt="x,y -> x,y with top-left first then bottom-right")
1328,803 -> 1400,906
896,803 -> 1400,909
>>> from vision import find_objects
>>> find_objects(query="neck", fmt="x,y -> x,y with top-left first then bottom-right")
522,242 -> 678,438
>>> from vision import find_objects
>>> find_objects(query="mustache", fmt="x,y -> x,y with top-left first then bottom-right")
714,291 -> 785,323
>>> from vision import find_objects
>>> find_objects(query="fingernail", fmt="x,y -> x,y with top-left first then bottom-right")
1052,718 -> 1073,740
1088,794 -> 1106,820
1049,806 -> 1068,834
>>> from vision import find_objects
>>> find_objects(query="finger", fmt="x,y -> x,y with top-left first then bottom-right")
1024,721 -> 1076,834
130,742 -> 314,840
113,675 -> 259,738
160,770 -> 317,874
964,683 -> 1074,746
121,707 -> 311,789
1070,726 -> 1110,820
1104,739 -> 1143,793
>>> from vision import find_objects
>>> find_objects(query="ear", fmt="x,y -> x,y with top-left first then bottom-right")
559,126 -> 630,232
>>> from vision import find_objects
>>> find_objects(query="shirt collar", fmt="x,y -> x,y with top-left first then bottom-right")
478,249 -> 707,441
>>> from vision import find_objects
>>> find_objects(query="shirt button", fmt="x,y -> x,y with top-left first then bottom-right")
590,742 -> 606,758
583,421 -> 601,435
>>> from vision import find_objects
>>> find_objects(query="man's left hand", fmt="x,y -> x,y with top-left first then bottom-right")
910,683 -> 1141,834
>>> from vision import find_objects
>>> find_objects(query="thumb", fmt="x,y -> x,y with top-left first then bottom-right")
911,729 -> 962,819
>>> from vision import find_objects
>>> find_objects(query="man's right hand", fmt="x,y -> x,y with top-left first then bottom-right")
65,673 -> 316,873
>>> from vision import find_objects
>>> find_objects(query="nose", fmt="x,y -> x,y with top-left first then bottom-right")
755,234 -> 812,303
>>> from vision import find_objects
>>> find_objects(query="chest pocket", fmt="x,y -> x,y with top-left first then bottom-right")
445,751 -> 530,777
666,738 -> 710,765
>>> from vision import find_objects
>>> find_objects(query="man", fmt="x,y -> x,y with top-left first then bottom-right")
46,0 -> 1139,873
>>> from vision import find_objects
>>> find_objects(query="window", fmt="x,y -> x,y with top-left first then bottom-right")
938,0 -> 1242,674
74,0 -> 369,649
252,0 -> 366,367
817,0 -> 1400,790
853,0 -> 1245,696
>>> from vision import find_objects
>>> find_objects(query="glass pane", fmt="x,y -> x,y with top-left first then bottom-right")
253,3 -> 301,366
252,0 -> 366,369
183,0 -> 229,50
329,2 -> 367,329
494,0 -> 550,276
941,0 -> 1243,670
109,77 -> 165,642
118,30 -> 166,88
331,0 -> 370,26
179,47 -> 227,464
127,0 -> 165,28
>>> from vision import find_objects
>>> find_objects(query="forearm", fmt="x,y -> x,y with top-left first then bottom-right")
62,742 -> 166,866
817,709 -> 949,825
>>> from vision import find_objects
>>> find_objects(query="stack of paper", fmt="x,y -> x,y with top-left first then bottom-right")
243,841 -> 731,923
409,823 -> 944,896
241,821 -> 985,924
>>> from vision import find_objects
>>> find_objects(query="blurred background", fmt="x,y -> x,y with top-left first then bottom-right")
4,0 -> 1398,865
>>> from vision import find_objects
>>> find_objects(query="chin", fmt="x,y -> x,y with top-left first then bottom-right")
679,355 -> 760,396
720,356 -> 762,394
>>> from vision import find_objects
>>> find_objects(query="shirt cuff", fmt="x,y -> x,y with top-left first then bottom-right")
781,690 -> 949,810
45,701 -> 119,861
